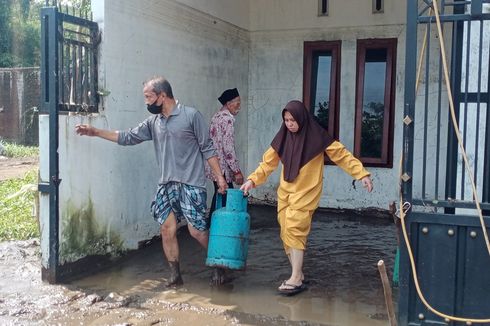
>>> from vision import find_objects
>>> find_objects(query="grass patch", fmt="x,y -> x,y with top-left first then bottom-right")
0,170 -> 39,241
0,140 -> 38,158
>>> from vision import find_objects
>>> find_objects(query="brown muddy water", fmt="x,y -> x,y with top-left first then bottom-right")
0,205 -> 398,325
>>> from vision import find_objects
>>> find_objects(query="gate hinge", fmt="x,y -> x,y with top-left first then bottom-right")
51,176 -> 62,186
38,182 -> 50,193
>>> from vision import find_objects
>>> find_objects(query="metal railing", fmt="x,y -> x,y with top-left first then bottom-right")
403,0 -> 490,213
39,3 -> 99,283
41,2 -> 99,114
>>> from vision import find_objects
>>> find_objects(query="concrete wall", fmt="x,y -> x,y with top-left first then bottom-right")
45,0 -> 412,266
0,68 -> 39,145
246,0 -> 407,209
175,0 -> 250,30
43,0 -> 468,265
51,0 -> 249,263
250,0 -> 406,31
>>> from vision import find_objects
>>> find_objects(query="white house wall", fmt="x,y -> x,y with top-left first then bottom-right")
247,0 -> 407,210
41,0 -> 468,265
52,0 -> 249,263
174,0 -> 250,30
249,0 -> 406,31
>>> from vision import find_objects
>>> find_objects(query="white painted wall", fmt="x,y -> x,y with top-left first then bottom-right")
44,0 -> 474,265
245,1 -> 484,212
246,1 -> 407,210
250,0 -> 406,31
175,0 -> 250,30
46,0 -> 249,263
39,115 -> 49,268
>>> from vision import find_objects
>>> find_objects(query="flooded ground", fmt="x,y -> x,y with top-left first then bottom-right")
0,204 -> 398,325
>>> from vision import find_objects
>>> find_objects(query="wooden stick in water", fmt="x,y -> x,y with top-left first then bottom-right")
377,259 -> 398,326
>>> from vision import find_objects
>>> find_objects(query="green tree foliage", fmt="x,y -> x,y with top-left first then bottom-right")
71,0 -> 90,13
56,0 -> 91,16
0,0 -> 91,68
0,0 -> 14,67
361,101 -> 384,158
316,101 -> 329,130
0,0 -> 43,67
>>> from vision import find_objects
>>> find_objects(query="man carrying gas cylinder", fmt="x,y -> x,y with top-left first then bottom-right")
75,76 -> 228,287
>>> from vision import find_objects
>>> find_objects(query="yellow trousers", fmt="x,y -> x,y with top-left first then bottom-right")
277,200 -> 314,251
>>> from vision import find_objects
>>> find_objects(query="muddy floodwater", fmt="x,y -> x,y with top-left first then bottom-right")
0,204 -> 398,325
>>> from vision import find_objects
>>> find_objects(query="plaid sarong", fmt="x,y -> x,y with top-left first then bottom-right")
151,182 -> 208,231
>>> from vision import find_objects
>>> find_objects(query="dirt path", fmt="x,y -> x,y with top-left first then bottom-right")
0,156 -> 38,181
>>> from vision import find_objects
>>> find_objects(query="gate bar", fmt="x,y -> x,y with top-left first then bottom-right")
40,6 -> 60,283
398,0 -> 418,322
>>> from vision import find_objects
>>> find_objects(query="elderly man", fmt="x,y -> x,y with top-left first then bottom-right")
206,88 -> 244,217
75,76 -> 228,287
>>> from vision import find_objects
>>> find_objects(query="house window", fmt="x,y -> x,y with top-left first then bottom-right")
372,0 -> 384,13
318,0 -> 328,16
354,38 -> 396,167
303,41 -> 341,141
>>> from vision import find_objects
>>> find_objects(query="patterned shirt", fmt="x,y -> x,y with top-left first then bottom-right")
118,101 -> 217,189
205,107 -> 241,183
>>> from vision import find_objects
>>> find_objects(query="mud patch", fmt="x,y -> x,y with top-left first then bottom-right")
69,206 -> 397,325
0,240 -> 240,326
0,206 -> 398,326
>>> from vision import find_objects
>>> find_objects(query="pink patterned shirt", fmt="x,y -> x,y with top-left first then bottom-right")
206,107 -> 241,183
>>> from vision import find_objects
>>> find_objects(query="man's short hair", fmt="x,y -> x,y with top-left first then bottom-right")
144,76 -> 174,98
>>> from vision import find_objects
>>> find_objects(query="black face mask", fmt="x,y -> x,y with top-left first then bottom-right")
147,99 -> 162,114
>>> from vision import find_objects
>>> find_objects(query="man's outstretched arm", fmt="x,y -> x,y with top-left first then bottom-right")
75,124 -> 119,143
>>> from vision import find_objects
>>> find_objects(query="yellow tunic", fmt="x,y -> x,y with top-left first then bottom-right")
247,141 -> 370,251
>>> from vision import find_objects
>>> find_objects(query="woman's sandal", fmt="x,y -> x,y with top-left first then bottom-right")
277,281 -> 307,296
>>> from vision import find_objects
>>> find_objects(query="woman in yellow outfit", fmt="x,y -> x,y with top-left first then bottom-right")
240,100 -> 373,296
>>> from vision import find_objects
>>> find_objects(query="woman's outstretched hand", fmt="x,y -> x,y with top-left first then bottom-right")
240,180 -> 255,195
361,176 -> 373,193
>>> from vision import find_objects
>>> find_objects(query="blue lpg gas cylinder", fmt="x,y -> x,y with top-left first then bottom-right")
206,189 -> 250,270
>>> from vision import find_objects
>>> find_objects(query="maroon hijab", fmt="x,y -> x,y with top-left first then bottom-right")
271,100 -> 334,182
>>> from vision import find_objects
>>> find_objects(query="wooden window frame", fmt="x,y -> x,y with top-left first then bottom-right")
303,40 -> 341,141
303,41 -> 341,165
354,38 -> 397,168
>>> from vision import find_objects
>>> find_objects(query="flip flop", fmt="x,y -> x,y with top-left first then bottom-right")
278,281 -> 307,296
